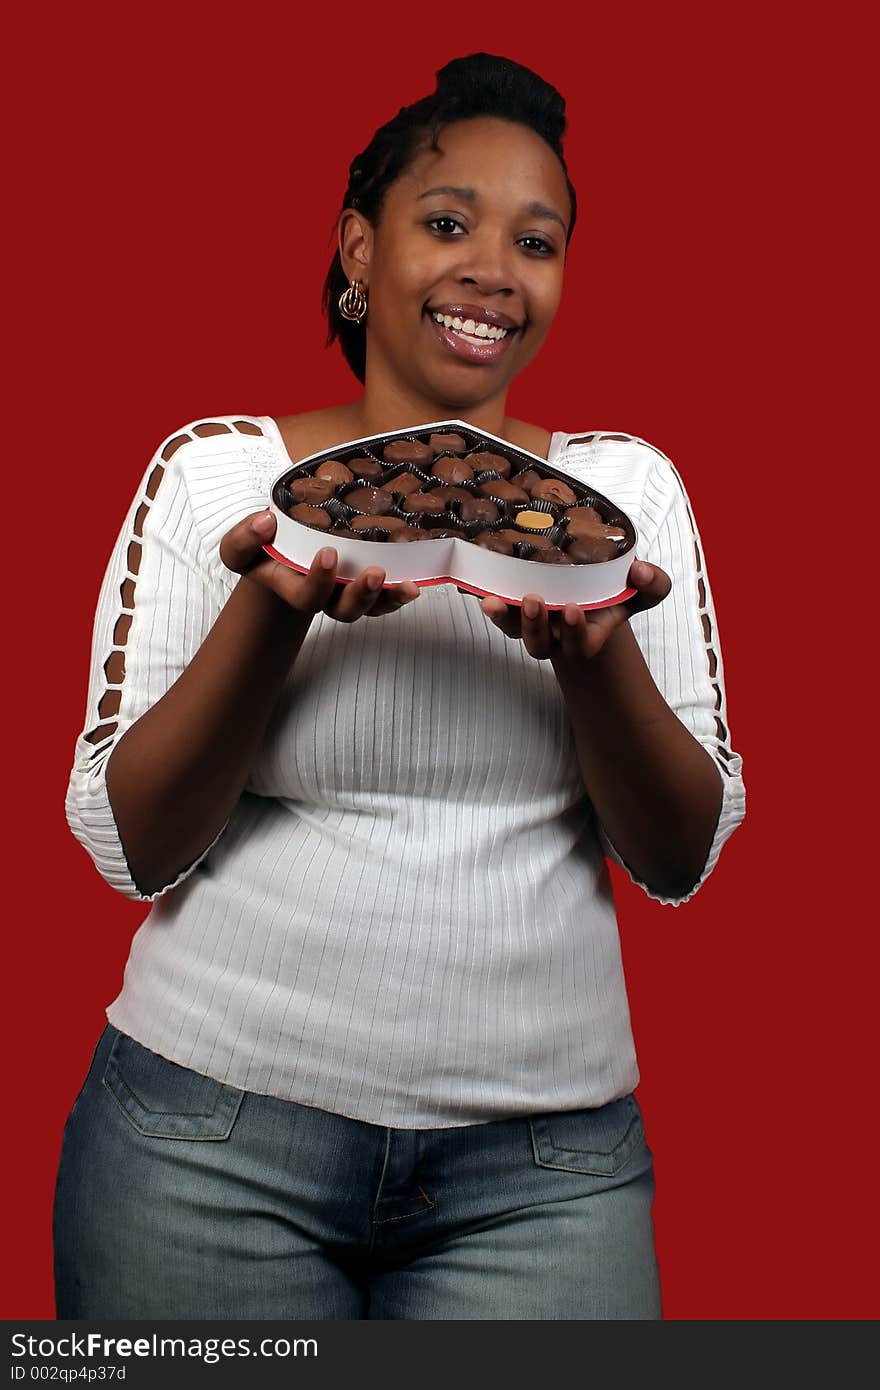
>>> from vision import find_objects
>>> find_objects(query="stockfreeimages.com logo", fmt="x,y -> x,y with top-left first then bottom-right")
11,1333 -> 317,1366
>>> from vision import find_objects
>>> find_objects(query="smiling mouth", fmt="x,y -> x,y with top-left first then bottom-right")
431,311 -> 511,342
425,308 -> 519,363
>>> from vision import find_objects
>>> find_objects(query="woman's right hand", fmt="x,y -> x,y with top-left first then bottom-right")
219,510 -> 421,621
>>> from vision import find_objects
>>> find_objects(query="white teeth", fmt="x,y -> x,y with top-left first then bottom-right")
432,311 -> 509,341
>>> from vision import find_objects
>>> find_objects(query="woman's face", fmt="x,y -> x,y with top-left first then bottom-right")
345,116 -> 572,414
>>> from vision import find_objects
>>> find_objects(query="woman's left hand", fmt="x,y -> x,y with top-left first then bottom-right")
479,559 -> 671,664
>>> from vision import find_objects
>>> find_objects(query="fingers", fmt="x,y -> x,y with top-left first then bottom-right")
220,512 -> 422,621
283,546 -> 344,613
219,514 -> 343,615
483,593 -> 625,663
519,596 -> 550,659
365,581 -> 421,617
268,551 -> 387,621
324,569 -> 420,623
624,560 -> 672,616
480,595 -> 523,640
480,563 -> 673,665
219,510 -> 278,573
556,602 -> 617,662
277,554 -> 419,622
481,595 -> 530,637
322,563 -> 386,622
247,544 -> 340,615
482,594 -> 559,659
520,595 -> 560,659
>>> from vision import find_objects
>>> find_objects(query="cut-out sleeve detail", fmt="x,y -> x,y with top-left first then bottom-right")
145,464 -> 164,498
66,419 -> 252,902
579,442 -> 746,906
161,435 -> 190,462
192,421 -> 233,438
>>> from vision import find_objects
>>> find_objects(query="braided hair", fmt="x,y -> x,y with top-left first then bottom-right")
321,53 -> 578,383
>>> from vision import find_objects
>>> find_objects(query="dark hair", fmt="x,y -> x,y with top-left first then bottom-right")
321,53 -> 578,383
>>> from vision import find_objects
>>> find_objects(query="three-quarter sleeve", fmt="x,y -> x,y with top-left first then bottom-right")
610,448 -> 744,903
562,435 -> 746,906
65,430 -> 234,902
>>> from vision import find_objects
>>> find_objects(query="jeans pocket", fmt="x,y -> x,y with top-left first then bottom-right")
528,1094 -> 648,1177
102,1028 -> 245,1141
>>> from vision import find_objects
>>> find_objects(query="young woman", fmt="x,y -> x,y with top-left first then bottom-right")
56,54 -> 745,1320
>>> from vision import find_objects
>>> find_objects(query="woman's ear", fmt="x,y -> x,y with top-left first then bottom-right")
339,209 -> 373,285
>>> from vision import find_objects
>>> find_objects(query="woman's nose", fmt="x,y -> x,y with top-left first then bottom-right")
455,234 -> 516,297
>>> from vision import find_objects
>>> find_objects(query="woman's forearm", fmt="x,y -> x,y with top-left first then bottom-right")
552,621 -> 722,899
106,577 -> 313,896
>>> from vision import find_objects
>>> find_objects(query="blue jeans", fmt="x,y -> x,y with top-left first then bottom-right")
53,1024 -> 662,1320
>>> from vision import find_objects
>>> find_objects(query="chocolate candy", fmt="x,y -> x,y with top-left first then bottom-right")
342,485 -> 396,515
425,486 -> 465,507
401,491 -> 447,515
516,531 -> 554,550
431,456 -> 475,484
380,470 -> 425,496
562,509 -> 627,546
471,451 -> 512,479
531,478 -> 578,506
562,506 -> 604,536
529,546 -> 574,564
346,455 -> 385,480
513,468 -> 543,495
457,495 -> 501,525
383,439 -> 433,467
287,503 -> 332,529
349,513 -> 410,535
346,526 -> 393,542
429,431 -> 468,455
313,459 -> 354,486
514,510 -> 554,531
565,535 -> 619,563
389,526 -> 426,543
288,476 -> 336,504
474,531 -> 516,555
477,479 -> 530,504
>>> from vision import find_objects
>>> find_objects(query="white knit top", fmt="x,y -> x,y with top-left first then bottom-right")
66,415 -> 745,1128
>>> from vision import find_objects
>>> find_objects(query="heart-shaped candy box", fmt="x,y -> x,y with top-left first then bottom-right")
266,420 -> 638,609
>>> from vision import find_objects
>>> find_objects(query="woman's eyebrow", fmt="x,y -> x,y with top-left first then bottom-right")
416,186 -> 566,230
525,201 -> 566,231
417,185 -> 478,202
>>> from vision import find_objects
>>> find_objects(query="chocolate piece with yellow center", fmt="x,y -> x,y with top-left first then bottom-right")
514,510 -> 554,531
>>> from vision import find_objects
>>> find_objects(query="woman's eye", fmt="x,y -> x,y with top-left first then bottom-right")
518,236 -> 553,255
426,217 -> 465,235
425,220 -> 553,253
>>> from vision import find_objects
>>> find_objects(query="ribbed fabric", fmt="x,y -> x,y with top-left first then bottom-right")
66,416 -> 745,1128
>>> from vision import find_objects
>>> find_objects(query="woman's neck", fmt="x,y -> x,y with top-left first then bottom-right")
351,375 -> 510,440
273,377 -> 550,466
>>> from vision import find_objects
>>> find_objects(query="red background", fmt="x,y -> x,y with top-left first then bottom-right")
6,1 -> 874,1319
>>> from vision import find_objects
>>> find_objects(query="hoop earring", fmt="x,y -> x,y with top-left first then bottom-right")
338,279 -> 367,324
